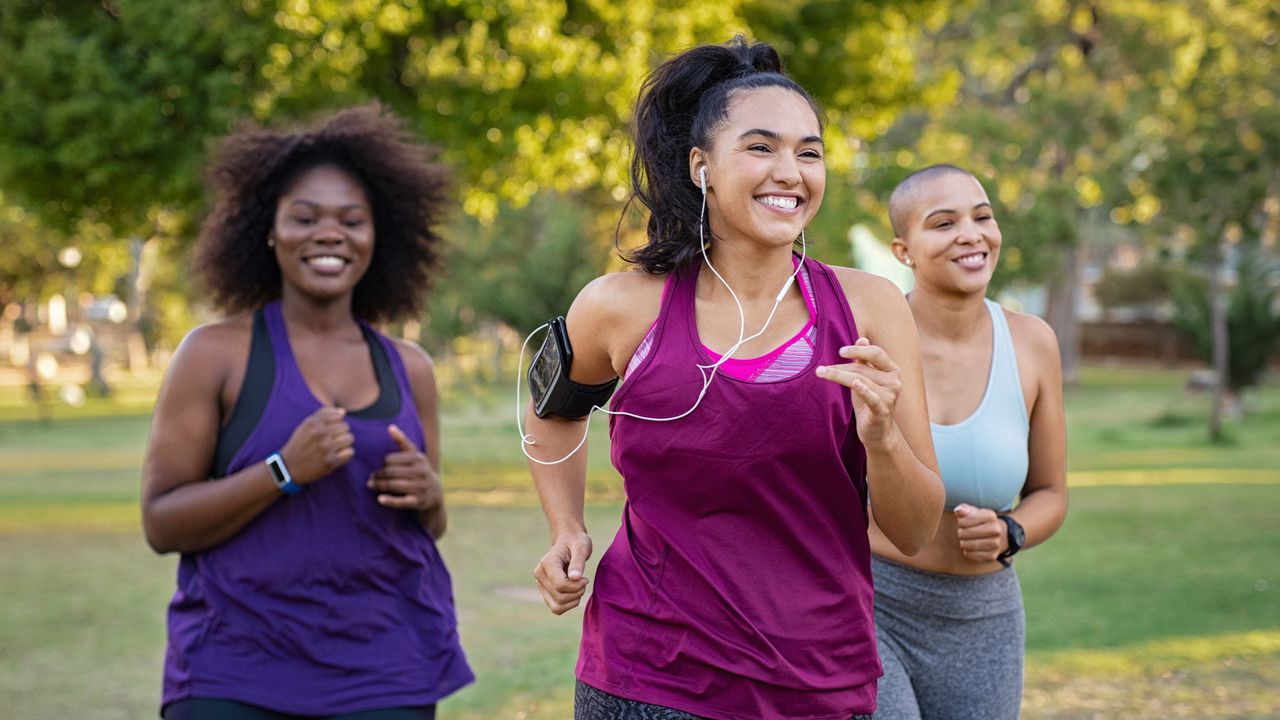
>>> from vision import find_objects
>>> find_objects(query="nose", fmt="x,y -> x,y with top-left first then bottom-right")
956,217 -> 982,244
772,153 -> 802,186
312,217 -> 346,242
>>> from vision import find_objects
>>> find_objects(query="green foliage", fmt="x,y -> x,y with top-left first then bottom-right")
1171,248 -> 1280,392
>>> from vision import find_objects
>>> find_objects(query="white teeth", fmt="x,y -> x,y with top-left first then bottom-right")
758,196 -> 798,209
307,256 -> 346,268
955,253 -> 985,267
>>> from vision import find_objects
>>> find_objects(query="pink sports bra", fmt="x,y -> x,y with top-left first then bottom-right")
626,259 -> 817,382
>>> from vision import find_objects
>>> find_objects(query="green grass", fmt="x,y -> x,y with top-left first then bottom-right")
0,363 -> 1277,718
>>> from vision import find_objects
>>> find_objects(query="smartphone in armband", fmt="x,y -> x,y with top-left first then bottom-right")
528,316 -> 618,420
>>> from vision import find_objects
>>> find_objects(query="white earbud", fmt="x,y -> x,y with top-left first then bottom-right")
699,166 -> 707,193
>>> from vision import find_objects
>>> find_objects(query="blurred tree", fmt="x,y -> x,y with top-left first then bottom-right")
1171,247 -> 1280,404
0,0 -> 945,346
1133,0 -> 1280,438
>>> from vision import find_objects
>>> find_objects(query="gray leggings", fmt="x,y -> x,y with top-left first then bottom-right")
871,556 -> 1024,720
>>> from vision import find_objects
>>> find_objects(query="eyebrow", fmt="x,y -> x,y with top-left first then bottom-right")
738,128 -> 825,145
923,202 -> 992,221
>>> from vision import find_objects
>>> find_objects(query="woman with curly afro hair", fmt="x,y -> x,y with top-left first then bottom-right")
142,104 -> 473,720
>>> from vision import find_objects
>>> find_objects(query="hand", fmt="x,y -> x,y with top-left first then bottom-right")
533,531 -> 592,615
816,337 -> 904,448
954,503 -> 1008,563
279,406 -> 355,485
368,424 -> 443,511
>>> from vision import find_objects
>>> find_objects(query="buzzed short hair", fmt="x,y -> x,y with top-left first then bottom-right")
887,164 -> 976,238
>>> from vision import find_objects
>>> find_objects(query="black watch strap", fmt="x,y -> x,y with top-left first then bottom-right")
996,514 -> 1025,567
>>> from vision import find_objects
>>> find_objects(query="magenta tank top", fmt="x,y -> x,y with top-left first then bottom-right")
579,257 -> 878,719
162,301 -> 473,714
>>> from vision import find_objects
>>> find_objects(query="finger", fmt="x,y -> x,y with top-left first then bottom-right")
314,406 -> 347,422
330,430 -> 356,451
955,508 -> 996,528
567,541 -> 591,580
539,551 -> 569,586
378,450 -> 425,468
822,362 -> 899,389
849,376 -> 888,413
956,525 -> 1001,541
959,537 -> 1000,552
838,342 -> 899,373
330,447 -> 355,467
377,493 -> 422,509
388,424 -> 417,452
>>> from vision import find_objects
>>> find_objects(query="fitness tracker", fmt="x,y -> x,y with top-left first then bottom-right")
266,452 -> 302,495
528,316 -> 618,420
996,514 -> 1025,567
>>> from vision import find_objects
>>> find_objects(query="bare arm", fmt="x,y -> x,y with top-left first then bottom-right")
527,272 -> 660,614
140,324 -> 354,554
955,312 -> 1068,563
1007,312 -> 1068,548
820,271 -> 944,555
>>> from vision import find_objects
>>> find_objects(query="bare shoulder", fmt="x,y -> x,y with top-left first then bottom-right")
573,268 -> 666,321
389,337 -> 438,393
168,313 -> 253,382
556,268 -> 668,380
1003,307 -> 1061,368
825,265 -> 913,338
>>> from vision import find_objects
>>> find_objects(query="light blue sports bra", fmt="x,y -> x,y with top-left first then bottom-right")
931,299 -> 1030,512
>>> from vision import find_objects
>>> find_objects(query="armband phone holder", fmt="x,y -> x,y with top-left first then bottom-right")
529,316 -> 618,419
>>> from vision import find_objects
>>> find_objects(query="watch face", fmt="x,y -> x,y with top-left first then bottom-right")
1008,518 -> 1026,548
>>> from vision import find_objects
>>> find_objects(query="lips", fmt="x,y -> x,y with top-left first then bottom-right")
953,252 -> 987,269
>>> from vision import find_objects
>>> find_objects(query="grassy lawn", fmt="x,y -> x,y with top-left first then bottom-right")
0,363 -> 1277,718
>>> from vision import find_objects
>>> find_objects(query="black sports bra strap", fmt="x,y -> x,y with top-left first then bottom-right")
212,309 -> 275,478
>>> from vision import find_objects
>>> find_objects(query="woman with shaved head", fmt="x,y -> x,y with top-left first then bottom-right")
872,164 -> 1069,720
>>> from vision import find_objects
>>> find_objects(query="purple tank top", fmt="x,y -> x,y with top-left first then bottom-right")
162,301 -> 473,714
579,258 -> 879,719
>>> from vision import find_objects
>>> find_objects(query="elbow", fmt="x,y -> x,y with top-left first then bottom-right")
141,503 -> 179,555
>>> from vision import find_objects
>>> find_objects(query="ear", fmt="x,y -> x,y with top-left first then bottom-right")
890,236 -> 912,267
689,147 -> 709,190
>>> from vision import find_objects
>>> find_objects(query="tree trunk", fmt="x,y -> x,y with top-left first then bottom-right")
1207,242 -> 1230,441
1044,244 -> 1081,386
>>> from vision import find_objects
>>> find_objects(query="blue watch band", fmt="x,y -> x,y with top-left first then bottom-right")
266,452 -> 302,495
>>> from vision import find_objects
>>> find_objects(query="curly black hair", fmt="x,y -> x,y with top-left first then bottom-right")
621,35 -> 823,275
193,104 -> 449,322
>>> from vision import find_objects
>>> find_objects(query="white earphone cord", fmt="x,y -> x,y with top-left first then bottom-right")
516,171 -> 806,466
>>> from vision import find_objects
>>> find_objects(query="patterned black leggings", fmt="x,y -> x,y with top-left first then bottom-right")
574,681 -> 872,720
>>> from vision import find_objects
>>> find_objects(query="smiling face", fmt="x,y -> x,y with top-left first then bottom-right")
690,85 -> 825,252
893,171 -> 1002,296
271,163 -> 375,305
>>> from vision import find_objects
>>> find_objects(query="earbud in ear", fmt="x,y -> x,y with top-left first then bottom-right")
699,166 -> 707,192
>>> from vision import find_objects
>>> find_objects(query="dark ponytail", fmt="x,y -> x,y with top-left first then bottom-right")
621,35 -> 822,274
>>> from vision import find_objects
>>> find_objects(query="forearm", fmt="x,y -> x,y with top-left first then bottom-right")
525,411 -> 589,540
142,462 -> 281,554
866,427 -> 944,554
1008,483 -> 1068,551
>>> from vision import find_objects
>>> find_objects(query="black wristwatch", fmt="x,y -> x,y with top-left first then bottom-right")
996,514 -> 1025,567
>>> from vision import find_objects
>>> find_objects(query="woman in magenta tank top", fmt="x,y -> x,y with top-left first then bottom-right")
524,38 -> 945,720
141,106 -> 472,719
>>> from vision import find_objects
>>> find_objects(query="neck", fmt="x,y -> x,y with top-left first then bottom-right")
279,288 -> 359,335
699,238 -> 799,303
907,282 -> 988,340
